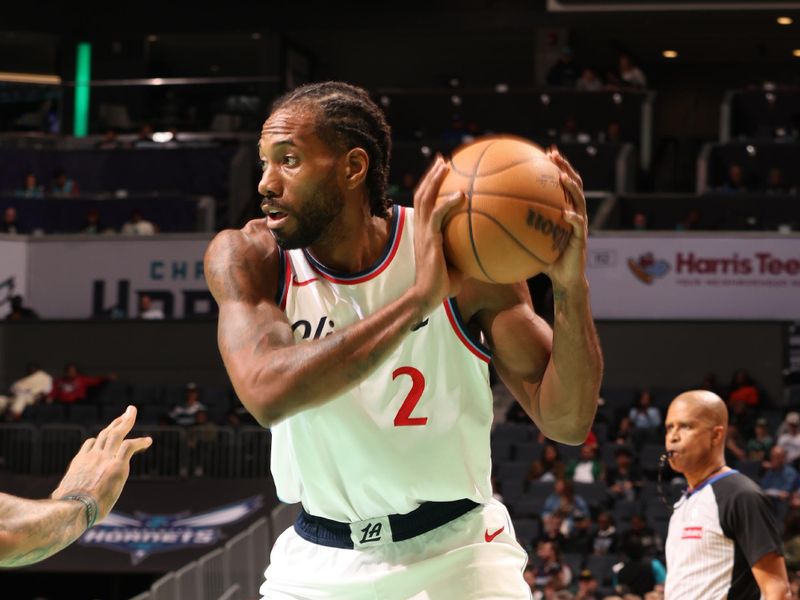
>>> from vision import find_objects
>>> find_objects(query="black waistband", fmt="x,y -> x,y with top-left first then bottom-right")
294,498 -> 480,549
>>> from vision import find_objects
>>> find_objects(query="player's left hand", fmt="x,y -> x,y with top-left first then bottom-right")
542,146 -> 588,289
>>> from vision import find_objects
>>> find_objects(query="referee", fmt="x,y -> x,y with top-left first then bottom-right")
663,390 -> 790,599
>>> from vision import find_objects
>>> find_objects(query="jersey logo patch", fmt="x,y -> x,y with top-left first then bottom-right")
681,526 -> 703,540
484,526 -> 504,542
359,522 -> 383,544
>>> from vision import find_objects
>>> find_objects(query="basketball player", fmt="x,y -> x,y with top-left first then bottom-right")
204,81 -> 603,599
664,390 -> 790,599
0,406 -> 152,567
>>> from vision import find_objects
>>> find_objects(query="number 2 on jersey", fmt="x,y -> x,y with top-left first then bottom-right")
392,366 -> 427,426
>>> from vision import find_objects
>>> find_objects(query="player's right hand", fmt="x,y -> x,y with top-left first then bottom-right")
411,155 -> 464,316
52,406 -> 152,525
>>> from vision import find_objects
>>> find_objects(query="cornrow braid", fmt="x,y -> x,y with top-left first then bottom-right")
271,81 -> 393,218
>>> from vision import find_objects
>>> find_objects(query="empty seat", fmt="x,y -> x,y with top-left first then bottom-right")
495,461 -> 531,481
132,384 -> 165,406
513,441 -> 543,462
586,554 -> 620,586
493,422 -> 535,444
68,404 -> 99,425
574,482 -> 610,510
512,517 -> 540,544
491,438 -> 513,462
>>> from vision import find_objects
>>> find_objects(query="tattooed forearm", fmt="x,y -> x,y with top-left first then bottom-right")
0,497 -> 86,568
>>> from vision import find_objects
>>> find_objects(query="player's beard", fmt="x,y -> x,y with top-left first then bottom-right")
271,173 -> 344,250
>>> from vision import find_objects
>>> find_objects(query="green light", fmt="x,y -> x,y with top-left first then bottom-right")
73,42 -> 92,137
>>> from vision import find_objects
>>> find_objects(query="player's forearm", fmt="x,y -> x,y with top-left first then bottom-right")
762,581 -> 791,600
0,494 -> 87,567
536,279 -> 603,444
238,290 -> 427,426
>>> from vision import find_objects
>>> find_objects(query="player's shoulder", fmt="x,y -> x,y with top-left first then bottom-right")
204,219 -> 281,301
206,219 -> 278,264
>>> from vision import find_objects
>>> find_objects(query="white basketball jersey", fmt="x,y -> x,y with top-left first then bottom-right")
270,205 -> 495,522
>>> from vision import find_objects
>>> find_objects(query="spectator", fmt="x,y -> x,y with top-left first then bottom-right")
538,510 -> 570,549
725,423 -> 747,463
617,52 -> 647,89
1,207 -> 24,234
616,539 -> 661,596
632,212 -> 648,230
50,168 -> 79,197
543,479 -> 591,529
576,67 -> 603,92
546,47 -> 581,87
137,294 -> 165,320
747,417 -> 775,461
226,401 -> 258,428
530,540 -> 572,591
606,446 -> 643,502
168,382 -> 207,426
15,173 -> 44,198
727,368 -> 760,407
716,163 -> 748,193
134,123 -> 154,147
96,129 -> 123,150
620,514 -> 662,558
765,166 -> 796,195
0,362 -> 52,421
562,510 -> 594,554
574,568 -> 601,600
566,443 -> 604,484
783,509 -> 800,572
4,295 -> 39,321
591,510 -> 619,555
121,209 -> 156,235
760,446 -> 798,510
48,363 -> 113,405
728,391 -> 756,441
612,415 -> 635,446
629,389 -> 661,430
80,208 -> 110,235
777,412 -> 800,464
529,442 -> 566,482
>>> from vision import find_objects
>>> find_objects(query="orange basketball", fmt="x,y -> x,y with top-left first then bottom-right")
437,135 -> 572,284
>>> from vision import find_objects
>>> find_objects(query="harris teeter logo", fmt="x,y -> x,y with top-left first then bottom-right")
78,495 -> 263,565
628,252 -> 670,284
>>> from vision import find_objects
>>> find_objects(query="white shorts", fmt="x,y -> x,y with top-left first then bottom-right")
260,498 -> 531,600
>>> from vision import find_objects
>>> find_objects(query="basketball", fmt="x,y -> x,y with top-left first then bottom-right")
437,136 -> 573,284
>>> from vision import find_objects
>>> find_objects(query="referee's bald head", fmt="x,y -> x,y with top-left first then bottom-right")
669,390 -> 728,429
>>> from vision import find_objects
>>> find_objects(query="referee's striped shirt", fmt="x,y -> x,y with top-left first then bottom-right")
665,469 -> 783,599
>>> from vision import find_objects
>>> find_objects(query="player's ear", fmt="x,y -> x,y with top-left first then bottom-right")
343,147 -> 369,190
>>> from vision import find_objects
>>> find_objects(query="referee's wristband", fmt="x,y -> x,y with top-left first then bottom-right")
61,493 -> 99,530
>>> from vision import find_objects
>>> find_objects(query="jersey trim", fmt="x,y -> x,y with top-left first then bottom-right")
275,247 -> 292,310
687,469 -> 737,497
444,297 -> 492,363
302,205 -> 405,285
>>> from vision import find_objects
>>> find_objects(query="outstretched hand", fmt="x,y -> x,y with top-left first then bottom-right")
52,405 -> 152,525
543,146 -> 589,288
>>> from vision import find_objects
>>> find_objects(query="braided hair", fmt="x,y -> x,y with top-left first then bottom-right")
271,81 -> 392,218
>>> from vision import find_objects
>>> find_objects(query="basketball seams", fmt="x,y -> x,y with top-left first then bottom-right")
451,155 -> 545,179
470,209 -> 550,265
466,141 -> 499,283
